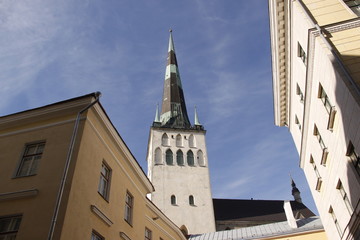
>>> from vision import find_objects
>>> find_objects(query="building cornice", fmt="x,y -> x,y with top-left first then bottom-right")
269,0 -> 290,126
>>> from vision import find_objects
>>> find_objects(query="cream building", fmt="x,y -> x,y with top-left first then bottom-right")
0,93 -> 187,240
146,31 -> 216,235
269,0 -> 360,239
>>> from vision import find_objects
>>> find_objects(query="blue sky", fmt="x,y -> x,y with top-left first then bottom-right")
0,1 -> 317,213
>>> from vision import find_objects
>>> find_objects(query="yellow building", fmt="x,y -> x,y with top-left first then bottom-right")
269,0 -> 360,239
0,92 -> 186,240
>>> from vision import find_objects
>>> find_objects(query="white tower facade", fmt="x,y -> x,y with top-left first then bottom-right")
146,31 -> 215,234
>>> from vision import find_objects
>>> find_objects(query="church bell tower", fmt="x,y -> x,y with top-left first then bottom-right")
146,31 -> 215,234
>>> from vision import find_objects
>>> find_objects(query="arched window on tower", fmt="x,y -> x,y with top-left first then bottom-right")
176,134 -> 183,147
171,195 -> 176,205
176,150 -> 184,166
162,133 -> 169,146
189,195 -> 195,206
197,150 -> 205,167
189,134 -> 196,148
166,149 -> 173,165
154,148 -> 162,165
187,150 -> 194,166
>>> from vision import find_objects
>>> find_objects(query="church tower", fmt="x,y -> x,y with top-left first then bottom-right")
146,31 -> 216,234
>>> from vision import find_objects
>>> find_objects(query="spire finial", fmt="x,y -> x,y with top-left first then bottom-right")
154,104 -> 160,123
289,174 -> 302,203
194,106 -> 201,126
169,28 -> 172,33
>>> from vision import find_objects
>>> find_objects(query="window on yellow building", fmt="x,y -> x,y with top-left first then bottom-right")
0,215 -> 22,239
98,162 -> 111,201
145,228 -> 152,240
124,191 -> 134,225
16,142 -> 45,177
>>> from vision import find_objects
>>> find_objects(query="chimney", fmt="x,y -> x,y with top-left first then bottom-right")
283,201 -> 297,228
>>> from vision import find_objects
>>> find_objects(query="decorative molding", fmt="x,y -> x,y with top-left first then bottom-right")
90,205 -> 113,226
120,232 -> 131,240
0,189 -> 38,201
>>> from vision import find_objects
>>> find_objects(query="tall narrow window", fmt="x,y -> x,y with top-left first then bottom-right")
346,141 -> 360,176
329,206 -> 342,236
189,134 -> 196,148
154,148 -> 162,165
145,228 -> 152,240
189,195 -> 195,206
343,0 -> 360,16
171,195 -> 176,205
187,150 -> 194,166
318,84 -> 332,114
91,231 -> 104,240
176,150 -> 184,166
161,133 -> 169,146
98,162 -> 111,200
297,42 -> 307,65
336,180 -> 354,215
176,134 -> 183,147
295,115 -> 301,130
313,125 -> 326,150
197,150 -> 205,167
0,215 -> 22,239
165,149 -> 173,165
124,191 -> 134,225
296,84 -> 304,103
310,155 -> 322,191
16,142 -> 45,177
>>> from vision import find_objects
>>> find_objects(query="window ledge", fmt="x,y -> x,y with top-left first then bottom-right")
90,205 -> 113,226
0,189 -> 38,201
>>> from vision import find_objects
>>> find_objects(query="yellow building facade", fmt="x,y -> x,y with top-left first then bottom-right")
0,93 -> 186,240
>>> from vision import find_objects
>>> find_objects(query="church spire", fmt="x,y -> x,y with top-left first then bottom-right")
159,30 -> 191,128
290,176 -> 302,203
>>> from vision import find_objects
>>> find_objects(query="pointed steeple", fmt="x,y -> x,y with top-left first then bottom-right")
290,176 -> 302,203
194,106 -> 201,126
154,104 -> 160,123
159,30 -> 191,128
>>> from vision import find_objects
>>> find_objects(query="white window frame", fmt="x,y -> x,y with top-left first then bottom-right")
15,142 -> 45,177
98,162 -> 111,201
124,191 -> 134,225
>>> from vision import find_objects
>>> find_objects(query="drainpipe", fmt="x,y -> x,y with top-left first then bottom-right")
47,92 -> 101,240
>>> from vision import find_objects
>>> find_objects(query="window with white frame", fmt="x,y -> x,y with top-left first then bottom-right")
145,228 -> 152,240
310,155 -> 322,191
336,180 -> 354,215
295,115 -> 301,130
343,0 -> 360,16
98,162 -> 111,200
346,141 -> 360,177
124,191 -> 134,225
329,206 -> 342,236
16,142 -> 45,177
296,84 -> 304,103
0,215 -> 22,239
297,42 -> 307,65
318,84 -> 336,130
91,231 -> 104,240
